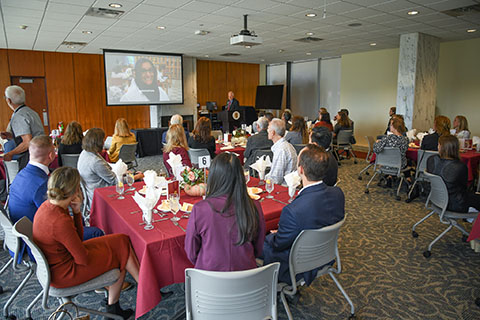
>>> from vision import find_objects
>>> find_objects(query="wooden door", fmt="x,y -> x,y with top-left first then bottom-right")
11,76 -> 49,133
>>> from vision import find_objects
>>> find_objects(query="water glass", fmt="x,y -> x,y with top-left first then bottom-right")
116,180 -> 125,200
288,186 -> 296,203
244,169 -> 250,184
142,209 -> 154,230
124,172 -> 135,191
169,193 -> 180,221
258,170 -> 265,186
265,179 -> 274,198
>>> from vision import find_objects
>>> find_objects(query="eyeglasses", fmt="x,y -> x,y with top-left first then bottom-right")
141,68 -> 155,74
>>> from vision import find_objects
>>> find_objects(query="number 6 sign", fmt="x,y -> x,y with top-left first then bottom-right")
198,155 -> 211,168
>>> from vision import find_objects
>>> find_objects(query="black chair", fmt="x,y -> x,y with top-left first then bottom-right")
118,143 -> 138,169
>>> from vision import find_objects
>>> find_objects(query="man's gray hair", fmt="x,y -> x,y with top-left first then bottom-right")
5,85 -> 25,105
170,114 -> 183,125
257,117 -> 269,130
269,118 -> 286,137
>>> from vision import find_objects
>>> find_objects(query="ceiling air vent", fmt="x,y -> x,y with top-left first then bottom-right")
220,53 -> 241,57
442,4 -> 480,17
85,7 -> 125,19
294,37 -> 324,43
61,41 -> 88,47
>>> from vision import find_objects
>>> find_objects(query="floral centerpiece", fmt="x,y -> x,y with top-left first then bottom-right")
231,128 -> 247,146
181,167 -> 207,197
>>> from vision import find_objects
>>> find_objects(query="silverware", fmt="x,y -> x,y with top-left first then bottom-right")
271,198 -> 288,205
139,218 -> 169,225
172,220 -> 186,232
130,210 -> 141,214
259,198 -> 265,203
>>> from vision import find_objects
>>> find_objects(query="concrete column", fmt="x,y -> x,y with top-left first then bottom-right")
396,33 -> 440,131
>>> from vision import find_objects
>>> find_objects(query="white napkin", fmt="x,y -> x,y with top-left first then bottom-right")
111,159 -> 128,181
450,129 -> 456,135
284,171 -> 301,188
472,136 -> 480,151
306,120 -> 312,129
416,132 -> 428,142
221,145 -> 235,150
167,152 -> 183,178
250,155 -> 272,178
428,128 -> 435,134
245,125 -> 252,134
132,191 -> 160,224
406,129 -> 417,141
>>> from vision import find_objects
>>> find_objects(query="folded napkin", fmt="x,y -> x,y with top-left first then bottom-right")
111,159 -> 128,181
450,129 -> 457,135
284,171 -> 301,189
245,125 -> 252,134
221,145 -> 235,150
250,155 -> 272,179
428,128 -> 435,134
472,136 -> 480,150
406,129 -> 417,141
133,191 -> 160,224
416,132 -> 428,142
306,120 -> 312,129
167,152 -> 184,179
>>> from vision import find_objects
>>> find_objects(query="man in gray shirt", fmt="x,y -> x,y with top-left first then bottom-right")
1,85 -> 45,169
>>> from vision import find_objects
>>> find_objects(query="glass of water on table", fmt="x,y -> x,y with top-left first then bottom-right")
169,192 -> 180,221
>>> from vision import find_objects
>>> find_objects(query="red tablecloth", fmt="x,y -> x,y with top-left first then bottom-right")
89,177 -> 291,318
215,144 -> 245,164
468,215 -> 480,242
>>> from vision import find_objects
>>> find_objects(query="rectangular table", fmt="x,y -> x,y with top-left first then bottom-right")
89,178 -> 291,318
215,144 -> 245,164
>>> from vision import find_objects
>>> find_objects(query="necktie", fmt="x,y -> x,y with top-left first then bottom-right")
227,100 -> 231,111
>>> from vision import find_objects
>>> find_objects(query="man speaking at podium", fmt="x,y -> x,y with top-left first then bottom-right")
223,91 -> 240,111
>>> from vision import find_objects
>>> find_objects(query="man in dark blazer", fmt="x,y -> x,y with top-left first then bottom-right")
310,126 -> 338,186
223,91 -> 240,111
263,144 -> 345,285
244,116 -> 273,167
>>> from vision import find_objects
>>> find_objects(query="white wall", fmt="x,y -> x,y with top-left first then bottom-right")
319,57 -> 341,116
291,60 -> 319,119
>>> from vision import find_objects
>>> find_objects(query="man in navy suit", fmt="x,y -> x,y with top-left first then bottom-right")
263,143 -> 345,285
223,91 -> 240,111
8,135 -> 103,239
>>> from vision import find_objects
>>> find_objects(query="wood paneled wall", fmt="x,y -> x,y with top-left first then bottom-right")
196,60 -> 259,108
0,49 -> 150,136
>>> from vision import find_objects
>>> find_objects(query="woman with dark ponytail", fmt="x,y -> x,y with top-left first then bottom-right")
184,152 -> 265,271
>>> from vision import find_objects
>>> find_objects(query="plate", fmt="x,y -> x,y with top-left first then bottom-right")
249,194 -> 260,200
157,200 -> 171,212
138,186 -> 147,195
181,202 -> 193,213
248,187 -> 263,195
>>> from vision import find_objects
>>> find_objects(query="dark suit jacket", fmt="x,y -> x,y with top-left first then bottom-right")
324,151 -> 338,187
244,130 -> 273,167
263,182 -> 345,285
421,132 -> 439,151
223,98 -> 240,111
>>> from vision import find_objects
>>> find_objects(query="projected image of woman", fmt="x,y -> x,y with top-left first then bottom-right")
120,58 -> 169,103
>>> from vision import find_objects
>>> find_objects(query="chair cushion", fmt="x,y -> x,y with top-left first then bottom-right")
49,269 -> 120,297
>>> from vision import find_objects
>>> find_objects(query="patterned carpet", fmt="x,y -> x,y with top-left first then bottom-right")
1,156 -> 479,319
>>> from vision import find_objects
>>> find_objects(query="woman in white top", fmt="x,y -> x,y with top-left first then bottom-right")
452,115 -> 470,139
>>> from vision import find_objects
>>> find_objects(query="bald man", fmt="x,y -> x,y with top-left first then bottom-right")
224,91 -> 240,111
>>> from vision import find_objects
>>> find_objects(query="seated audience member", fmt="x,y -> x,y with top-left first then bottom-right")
333,111 -> 354,144
33,167 -> 140,318
163,124 -> 192,176
285,116 -> 309,145
9,135 -> 103,239
266,118 -> 297,185
340,108 -> 354,129
108,118 -> 137,163
421,115 -> 451,151
263,144 -> 345,284
452,115 -> 470,139
185,153 -> 265,271
58,121 -> 83,167
188,117 -> 216,159
252,111 -> 265,134
282,110 -> 292,131
161,114 -> 189,144
314,110 -> 333,131
427,135 -> 480,212
78,128 -> 143,205
310,126 -> 338,186
264,112 -> 274,122
244,117 -> 273,167
384,106 -> 396,135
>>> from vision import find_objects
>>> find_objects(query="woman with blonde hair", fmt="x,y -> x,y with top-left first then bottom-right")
58,121 -> 83,166
421,115 -> 451,151
33,167 -> 140,318
285,116 -> 309,144
452,115 -> 470,139
188,117 -> 216,159
108,118 -> 137,163
163,124 -> 192,176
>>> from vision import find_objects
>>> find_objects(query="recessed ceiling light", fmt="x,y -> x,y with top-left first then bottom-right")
306,52 -> 312,55
278,49 -> 284,53
67,45 -> 75,49
109,3 -> 122,8
195,30 -> 210,36
407,10 -> 419,15
305,13 -> 317,17
204,54 -> 209,58
245,45 -> 251,49
467,28 -> 477,33
370,42 -> 377,46
306,32 -> 314,36
260,59 -> 265,62
348,23 -> 362,27
19,25 -> 28,30
82,31 -> 93,34
157,26 -> 166,30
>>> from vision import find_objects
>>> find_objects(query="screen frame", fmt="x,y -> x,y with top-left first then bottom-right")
103,48 -> 184,106
255,84 -> 284,110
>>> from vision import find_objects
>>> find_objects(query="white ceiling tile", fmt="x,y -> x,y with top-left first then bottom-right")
234,0 -> 279,11
142,0 -> 193,9
165,9 -> 207,20
370,0 -> 417,13
324,1 -> 362,14
129,4 -> 175,16
267,4 -> 306,16
92,0 -> 143,11
2,7 -> 44,18
343,0 -> 389,5
177,1 -> 223,13
46,2 -> 90,14
1,0 -> 47,10
423,0 -> 477,11
342,7 -> 384,19
52,0 -> 95,5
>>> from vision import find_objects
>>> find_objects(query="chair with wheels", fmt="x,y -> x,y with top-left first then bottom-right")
292,144 -> 306,155
358,136 -> 375,180
406,150 -> 438,201
3,160 -> 19,210
118,143 -> 138,169
278,218 -> 355,320
185,262 -> 280,320
61,154 -> 80,168
12,217 -> 124,320
364,147 -> 410,201
411,172 -> 479,258
333,130 -> 357,164
187,148 -> 210,168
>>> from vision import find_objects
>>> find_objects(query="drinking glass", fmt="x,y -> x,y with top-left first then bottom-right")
124,172 -> 135,191
265,179 -> 274,198
244,169 -> 250,184
288,186 -> 296,203
258,170 -> 265,186
169,193 -> 180,221
116,180 -> 125,200
142,209 -> 154,230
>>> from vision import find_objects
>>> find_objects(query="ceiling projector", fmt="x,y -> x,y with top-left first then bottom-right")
230,15 -> 263,46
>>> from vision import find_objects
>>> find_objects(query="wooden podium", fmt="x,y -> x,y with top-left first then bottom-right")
219,110 -> 244,133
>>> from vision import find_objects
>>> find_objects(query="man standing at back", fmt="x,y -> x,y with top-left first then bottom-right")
1,85 -> 44,169
263,144 -> 345,285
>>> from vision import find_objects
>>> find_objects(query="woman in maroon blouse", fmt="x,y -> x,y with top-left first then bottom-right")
162,124 -> 192,176
184,152 -> 265,271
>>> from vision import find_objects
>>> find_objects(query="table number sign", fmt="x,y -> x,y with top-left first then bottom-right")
198,155 -> 211,169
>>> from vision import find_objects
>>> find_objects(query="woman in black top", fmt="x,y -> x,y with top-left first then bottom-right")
188,117 -> 216,159
421,115 -> 450,151
58,121 -> 83,166
426,135 -> 480,212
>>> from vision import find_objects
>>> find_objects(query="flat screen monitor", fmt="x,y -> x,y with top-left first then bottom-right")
206,101 -> 217,111
103,49 -> 183,106
255,85 -> 284,110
